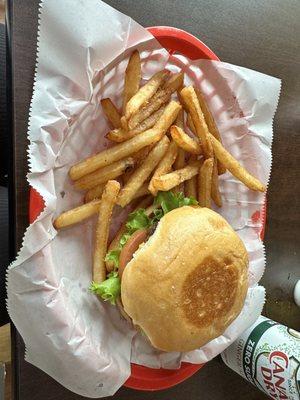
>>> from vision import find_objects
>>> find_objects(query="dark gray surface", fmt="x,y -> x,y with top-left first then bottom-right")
10,0 -> 300,399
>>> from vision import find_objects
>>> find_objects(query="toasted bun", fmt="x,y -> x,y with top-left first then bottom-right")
121,206 -> 248,352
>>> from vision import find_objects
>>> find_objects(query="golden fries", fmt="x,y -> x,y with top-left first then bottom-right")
170,125 -> 202,155
154,100 -> 181,131
120,116 -> 128,131
173,148 -> 186,194
107,107 -> 165,143
53,199 -> 101,229
185,175 -> 197,198
164,71 -> 184,92
194,88 -> 222,142
195,88 -> 226,175
128,72 -> 183,130
209,133 -> 265,192
148,141 -> 178,195
175,107 -> 184,128
186,112 -> 196,134
101,98 -> 121,128
69,102 -> 180,180
173,109 -> 185,193
198,158 -> 213,208
125,70 -> 169,119
118,136 -> 170,207
69,130 -> 159,180
128,88 -> 171,130
185,155 -> 198,198
74,157 -> 134,191
132,146 -> 153,164
180,86 -> 213,158
151,160 -> 201,192
84,184 -> 105,203
132,183 -> 150,199
122,50 -> 141,113
211,158 -> 222,207
93,180 -> 120,283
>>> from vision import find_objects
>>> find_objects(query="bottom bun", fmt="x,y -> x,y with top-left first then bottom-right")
121,206 -> 249,352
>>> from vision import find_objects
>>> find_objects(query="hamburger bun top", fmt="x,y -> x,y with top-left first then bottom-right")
121,206 -> 248,352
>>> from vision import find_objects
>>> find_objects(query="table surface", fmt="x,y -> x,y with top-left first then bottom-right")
9,0 -> 300,399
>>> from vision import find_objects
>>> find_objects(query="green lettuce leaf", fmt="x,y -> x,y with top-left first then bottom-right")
89,271 -> 121,305
151,208 -> 164,224
104,249 -> 120,268
154,191 -> 198,214
177,192 -> 198,207
119,232 -> 131,247
125,209 -> 151,233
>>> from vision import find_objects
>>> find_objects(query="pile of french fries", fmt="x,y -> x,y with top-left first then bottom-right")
53,50 -> 265,285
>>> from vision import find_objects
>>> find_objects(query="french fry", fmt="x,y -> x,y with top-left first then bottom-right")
74,157 -> 134,191
185,155 -> 198,198
186,113 -> 196,134
195,88 -> 226,175
128,72 -> 183,130
185,175 -> 198,198
175,107 -> 184,128
128,88 -> 171,130
195,88 -> 222,142
107,106 -> 165,143
118,136 -> 170,207
53,199 -> 101,230
133,183 -> 150,199
122,179 -> 150,198
211,158 -> 222,207
164,71 -> 184,91
154,101 -> 181,132
125,70 -> 169,120
69,101 -> 180,180
120,116 -> 128,131
151,160 -> 201,192
93,180 -> 120,283
173,109 -> 186,193
180,86 -> 213,158
122,50 -> 141,113
148,141 -> 178,195
198,158 -> 214,208
209,133 -> 266,192
132,146 -> 153,164
69,132 -> 156,181
122,148 -> 153,184
173,148 -> 186,194
121,169 -> 133,185
170,125 -> 202,155
100,98 -> 121,128
84,184 -> 105,203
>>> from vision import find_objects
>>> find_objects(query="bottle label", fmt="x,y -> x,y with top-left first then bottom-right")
242,319 -> 278,385
222,316 -> 300,399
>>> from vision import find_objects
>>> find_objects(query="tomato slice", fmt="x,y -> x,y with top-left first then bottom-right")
119,229 -> 148,278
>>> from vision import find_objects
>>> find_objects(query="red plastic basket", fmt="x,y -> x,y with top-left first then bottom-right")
29,26 -> 265,392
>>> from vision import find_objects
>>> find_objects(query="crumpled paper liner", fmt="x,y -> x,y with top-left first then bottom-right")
6,0 -> 281,397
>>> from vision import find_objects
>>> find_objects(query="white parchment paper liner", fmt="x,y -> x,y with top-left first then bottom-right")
6,0 -> 281,397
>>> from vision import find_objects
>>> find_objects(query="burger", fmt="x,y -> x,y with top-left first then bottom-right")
90,191 -> 248,352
